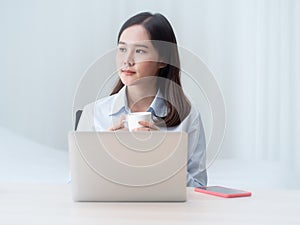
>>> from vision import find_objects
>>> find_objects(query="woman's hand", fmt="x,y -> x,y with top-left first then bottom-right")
132,121 -> 160,131
107,115 -> 128,131
108,116 -> 160,131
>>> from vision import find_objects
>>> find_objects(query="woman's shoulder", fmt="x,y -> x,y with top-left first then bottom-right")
184,104 -> 204,126
187,104 -> 202,120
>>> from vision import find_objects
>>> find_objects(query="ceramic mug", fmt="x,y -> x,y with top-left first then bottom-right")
124,112 -> 152,131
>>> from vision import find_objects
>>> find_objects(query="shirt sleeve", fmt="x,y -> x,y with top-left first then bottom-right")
186,111 -> 207,187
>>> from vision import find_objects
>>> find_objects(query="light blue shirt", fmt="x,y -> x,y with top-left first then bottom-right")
77,86 -> 207,187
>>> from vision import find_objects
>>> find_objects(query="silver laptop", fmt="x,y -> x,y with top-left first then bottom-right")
68,131 -> 187,202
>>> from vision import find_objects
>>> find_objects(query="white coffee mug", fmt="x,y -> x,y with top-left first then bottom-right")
124,112 -> 152,131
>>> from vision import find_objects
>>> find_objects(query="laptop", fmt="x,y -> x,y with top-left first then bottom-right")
68,131 -> 187,202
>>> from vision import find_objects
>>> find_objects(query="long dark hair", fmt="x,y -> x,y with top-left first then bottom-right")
111,12 -> 191,127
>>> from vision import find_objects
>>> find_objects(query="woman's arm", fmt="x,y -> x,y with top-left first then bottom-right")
186,111 -> 207,187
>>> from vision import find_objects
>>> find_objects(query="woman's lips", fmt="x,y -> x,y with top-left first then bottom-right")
121,69 -> 136,75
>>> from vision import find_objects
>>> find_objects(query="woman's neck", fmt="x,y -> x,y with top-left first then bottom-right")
126,82 -> 157,112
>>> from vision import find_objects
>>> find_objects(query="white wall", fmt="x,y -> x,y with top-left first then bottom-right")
1,0 -> 299,175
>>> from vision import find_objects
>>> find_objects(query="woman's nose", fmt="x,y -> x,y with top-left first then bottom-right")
123,52 -> 135,67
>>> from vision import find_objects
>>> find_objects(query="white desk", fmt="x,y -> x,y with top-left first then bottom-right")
1,183 -> 299,225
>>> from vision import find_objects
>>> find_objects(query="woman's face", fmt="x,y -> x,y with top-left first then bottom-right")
116,25 -> 164,86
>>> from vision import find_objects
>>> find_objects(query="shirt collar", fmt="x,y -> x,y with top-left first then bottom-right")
109,86 -> 128,116
109,86 -> 168,117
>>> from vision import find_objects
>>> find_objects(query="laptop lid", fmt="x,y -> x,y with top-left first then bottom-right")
68,131 -> 187,202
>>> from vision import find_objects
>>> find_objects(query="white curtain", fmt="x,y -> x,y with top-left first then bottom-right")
0,0 -> 299,173
208,0 -> 300,171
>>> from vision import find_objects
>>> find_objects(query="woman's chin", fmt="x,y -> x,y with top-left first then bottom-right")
121,80 -> 136,86
121,76 -> 156,87
121,78 -> 141,86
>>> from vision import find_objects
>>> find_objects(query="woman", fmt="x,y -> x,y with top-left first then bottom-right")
77,12 -> 207,187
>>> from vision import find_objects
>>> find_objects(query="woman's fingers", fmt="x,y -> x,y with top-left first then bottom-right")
132,127 -> 151,132
108,115 -> 127,131
108,124 -> 129,131
108,123 -> 124,131
108,118 -> 159,131
137,121 -> 160,131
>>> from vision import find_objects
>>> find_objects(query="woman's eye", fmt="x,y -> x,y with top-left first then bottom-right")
136,49 -> 146,54
119,47 -> 126,53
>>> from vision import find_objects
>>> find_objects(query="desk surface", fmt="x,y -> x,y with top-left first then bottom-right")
1,183 -> 299,225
